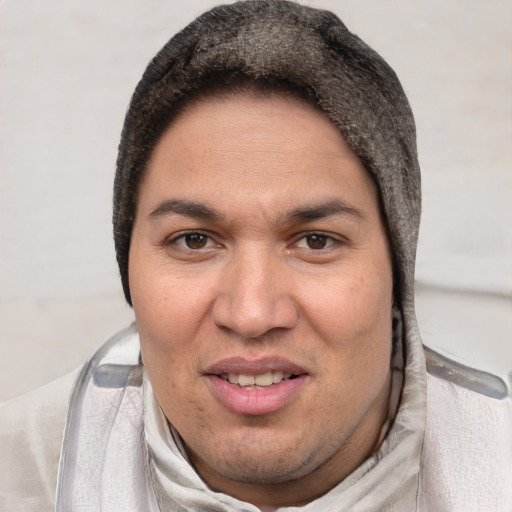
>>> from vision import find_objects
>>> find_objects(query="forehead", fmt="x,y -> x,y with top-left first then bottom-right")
139,93 -> 379,213
138,93 -> 380,223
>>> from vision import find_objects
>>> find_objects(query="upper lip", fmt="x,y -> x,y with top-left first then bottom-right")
205,356 -> 307,376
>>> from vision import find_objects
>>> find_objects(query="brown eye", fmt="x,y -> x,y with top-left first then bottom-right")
306,234 -> 329,249
294,232 -> 337,251
184,233 -> 209,249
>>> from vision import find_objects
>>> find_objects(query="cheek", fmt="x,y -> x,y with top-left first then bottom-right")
131,272 -> 208,423
302,263 -> 392,341
128,257 -> 189,398
129,250 -> 210,346
299,257 -> 393,401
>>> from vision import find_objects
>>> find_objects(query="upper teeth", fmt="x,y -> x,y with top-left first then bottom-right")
221,371 -> 292,387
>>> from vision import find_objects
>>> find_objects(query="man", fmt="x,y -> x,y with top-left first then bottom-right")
1,1 -> 510,511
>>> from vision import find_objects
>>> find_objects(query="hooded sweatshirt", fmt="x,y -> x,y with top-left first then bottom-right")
1,2 -> 510,511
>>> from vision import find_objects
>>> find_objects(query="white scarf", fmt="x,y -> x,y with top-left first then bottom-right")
145,313 -> 427,512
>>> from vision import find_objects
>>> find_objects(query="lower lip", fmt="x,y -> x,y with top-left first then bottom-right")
206,375 -> 306,416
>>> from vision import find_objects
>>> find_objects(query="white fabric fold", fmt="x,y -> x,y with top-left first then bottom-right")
144,312 -> 427,512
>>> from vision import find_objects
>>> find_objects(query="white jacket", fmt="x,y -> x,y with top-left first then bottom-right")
1,325 -> 510,511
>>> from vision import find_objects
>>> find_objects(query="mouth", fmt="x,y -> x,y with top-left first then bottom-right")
205,357 -> 308,416
218,371 -> 298,389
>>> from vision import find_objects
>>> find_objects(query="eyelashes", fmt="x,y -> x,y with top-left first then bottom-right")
294,233 -> 337,250
161,230 -> 345,256
171,231 -> 217,250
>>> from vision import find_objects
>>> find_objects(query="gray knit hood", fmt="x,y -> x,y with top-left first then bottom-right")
113,0 -> 421,317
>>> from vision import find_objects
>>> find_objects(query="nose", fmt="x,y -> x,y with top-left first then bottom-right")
211,251 -> 298,339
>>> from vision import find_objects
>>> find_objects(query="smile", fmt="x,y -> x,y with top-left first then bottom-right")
220,371 -> 294,388
205,358 -> 307,416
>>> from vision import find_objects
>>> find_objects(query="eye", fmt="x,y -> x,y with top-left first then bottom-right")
173,231 -> 216,250
295,233 -> 336,250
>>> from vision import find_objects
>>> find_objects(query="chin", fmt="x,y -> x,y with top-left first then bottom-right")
189,431 -> 330,485
212,457 -> 309,484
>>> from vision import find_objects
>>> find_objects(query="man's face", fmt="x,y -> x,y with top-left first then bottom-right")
129,94 -> 394,504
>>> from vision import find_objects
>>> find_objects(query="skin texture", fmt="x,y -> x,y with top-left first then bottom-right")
129,94 -> 394,508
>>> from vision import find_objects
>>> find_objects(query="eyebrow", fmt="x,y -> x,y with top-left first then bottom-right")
149,199 -> 222,221
148,198 -> 364,224
282,199 -> 365,224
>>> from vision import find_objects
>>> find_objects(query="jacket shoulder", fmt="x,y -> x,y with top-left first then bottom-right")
0,368 -> 81,512
420,346 -> 512,511
424,344 -> 509,399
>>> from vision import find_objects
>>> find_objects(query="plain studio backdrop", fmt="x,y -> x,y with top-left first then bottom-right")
0,0 -> 511,402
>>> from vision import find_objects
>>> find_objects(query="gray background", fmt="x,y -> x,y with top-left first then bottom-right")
1,0 -> 511,402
